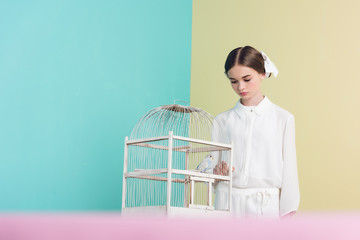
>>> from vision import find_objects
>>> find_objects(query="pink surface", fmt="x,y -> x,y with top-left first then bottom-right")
1,212 -> 360,240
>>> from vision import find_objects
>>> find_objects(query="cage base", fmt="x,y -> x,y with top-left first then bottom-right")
122,206 -> 230,218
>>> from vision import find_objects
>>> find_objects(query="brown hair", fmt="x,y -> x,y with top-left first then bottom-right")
224,46 -> 268,77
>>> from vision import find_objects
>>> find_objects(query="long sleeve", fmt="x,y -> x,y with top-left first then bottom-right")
279,114 -> 300,216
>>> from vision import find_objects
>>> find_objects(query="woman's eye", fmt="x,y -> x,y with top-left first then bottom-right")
231,81 -> 237,84
244,79 -> 251,82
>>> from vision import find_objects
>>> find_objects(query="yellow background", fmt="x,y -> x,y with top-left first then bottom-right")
191,0 -> 360,211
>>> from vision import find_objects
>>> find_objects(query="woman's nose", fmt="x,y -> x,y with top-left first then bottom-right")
238,82 -> 245,91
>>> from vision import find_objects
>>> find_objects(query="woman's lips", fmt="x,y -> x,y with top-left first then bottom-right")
240,92 -> 248,96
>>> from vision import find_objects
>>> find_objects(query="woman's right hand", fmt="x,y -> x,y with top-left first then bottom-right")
213,161 -> 234,176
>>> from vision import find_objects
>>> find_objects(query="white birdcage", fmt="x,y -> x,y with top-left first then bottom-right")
122,101 -> 233,216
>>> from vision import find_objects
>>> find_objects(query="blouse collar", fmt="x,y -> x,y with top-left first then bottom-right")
234,95 -> 272,117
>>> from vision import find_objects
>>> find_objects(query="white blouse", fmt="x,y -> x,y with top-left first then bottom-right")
213,96 -> 300,215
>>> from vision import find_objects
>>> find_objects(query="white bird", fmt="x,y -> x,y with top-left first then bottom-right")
196,154 -> 215,173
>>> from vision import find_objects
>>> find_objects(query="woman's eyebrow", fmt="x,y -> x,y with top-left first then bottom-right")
229,74 -> 251,80
229,75 -> 251,80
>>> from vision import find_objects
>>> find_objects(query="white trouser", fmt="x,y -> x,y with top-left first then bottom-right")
214,185 -> 279,218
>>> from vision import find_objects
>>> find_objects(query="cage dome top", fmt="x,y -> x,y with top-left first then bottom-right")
129,103 -> 227,143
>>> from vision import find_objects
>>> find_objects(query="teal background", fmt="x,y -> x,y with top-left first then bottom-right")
0,0 -> 192,211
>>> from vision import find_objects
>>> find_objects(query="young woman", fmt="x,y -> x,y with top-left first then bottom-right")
212,46 -> 300,218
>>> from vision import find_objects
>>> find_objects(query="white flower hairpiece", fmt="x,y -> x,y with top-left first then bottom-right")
261,51 -> 279,78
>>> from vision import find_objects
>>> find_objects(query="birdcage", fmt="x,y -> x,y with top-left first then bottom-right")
122,101 -> 233,216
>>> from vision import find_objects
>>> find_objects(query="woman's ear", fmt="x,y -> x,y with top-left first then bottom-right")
260,73 -> 266,80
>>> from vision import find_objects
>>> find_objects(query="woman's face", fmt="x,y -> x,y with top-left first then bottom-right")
227,64 -> 265,101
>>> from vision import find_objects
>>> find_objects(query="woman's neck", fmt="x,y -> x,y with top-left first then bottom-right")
241,93 -> 265,106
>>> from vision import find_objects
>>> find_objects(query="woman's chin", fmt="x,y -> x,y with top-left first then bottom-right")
239,94 -> 250,99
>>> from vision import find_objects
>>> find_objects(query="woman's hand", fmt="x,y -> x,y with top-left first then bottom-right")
213,161 -> 234,176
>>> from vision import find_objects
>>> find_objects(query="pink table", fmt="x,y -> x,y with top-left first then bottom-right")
1,212 -> 360,240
